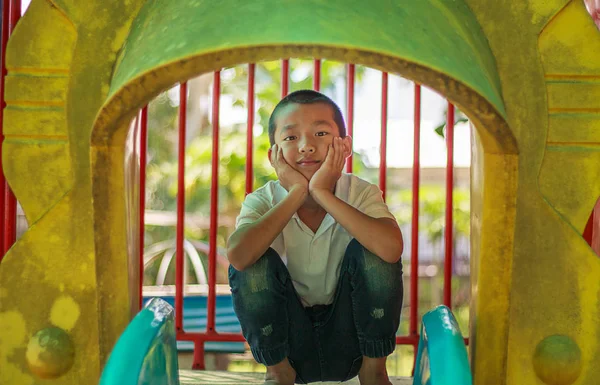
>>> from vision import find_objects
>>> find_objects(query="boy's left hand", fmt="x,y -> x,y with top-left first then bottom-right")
309,137 -> 349,193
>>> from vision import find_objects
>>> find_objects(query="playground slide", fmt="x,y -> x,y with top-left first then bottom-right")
98,301 -> 471,385
413,306 -> 473,385
98,298 -> 180,385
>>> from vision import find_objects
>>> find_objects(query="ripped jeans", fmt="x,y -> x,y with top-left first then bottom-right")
228,239 -> 404,384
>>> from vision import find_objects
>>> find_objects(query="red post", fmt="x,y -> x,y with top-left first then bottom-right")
138,106 -> 148,310
0,0 -> 10,260
313,59 -> 321,91
583,210 -> 594,245
444,102 -> 455,308
346,64 -> 355,173
207,71 -> 220,334
411,84 -> 422,368
410,84 -> 421,337
175,82 -> 187,332
192,342 -> 206,370
379,72 -> 388,200
2,0 -> 21,256
246,64 -> 255,195
9,0 -> 20,31
281,59 -> 289,98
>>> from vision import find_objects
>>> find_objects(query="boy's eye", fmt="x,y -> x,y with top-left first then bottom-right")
316,132 -> 328,137
283,136 -> 297,141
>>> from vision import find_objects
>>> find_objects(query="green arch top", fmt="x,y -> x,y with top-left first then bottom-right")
100,0 -> 516,154
111,0 -> 503,113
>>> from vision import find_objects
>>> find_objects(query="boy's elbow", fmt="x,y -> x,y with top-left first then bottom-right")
383,236 -> 403,264
383,247 -> 402,264
226,245 -> 249,272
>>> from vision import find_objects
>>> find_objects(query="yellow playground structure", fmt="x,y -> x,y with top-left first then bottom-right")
1,0 -> 600,384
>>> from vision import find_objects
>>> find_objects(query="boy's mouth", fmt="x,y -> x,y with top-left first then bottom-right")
297,159 -> 321,166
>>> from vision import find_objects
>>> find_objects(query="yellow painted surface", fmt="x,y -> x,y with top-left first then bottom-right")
0,0 -> 145,384
4,106 -> 68,137
547,114 -> 600,144
1,0 -> 600,384
3,141 -> 72,224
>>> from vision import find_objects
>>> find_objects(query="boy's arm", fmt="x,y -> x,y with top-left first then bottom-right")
310,138 -> 403,263
227,185 -> 307,271
311,189 -> 403,263
227,144 -> 308,271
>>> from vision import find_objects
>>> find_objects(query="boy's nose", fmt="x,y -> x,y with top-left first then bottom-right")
299,143 -> 315,153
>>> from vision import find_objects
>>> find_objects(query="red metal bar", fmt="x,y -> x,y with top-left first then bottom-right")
207,71 -> 220,335
583,210 -> 594,245
410,84 -> 421,337
281,59 -> 289,97
179,331 -> 247,342
410,83 -> 423,372
592,201 -> 600,255
0,0 -> 11,260
3,180 -> 15,254
379,72 -> 388,200
313,59 -> 321,91
9,0 -> 20,31
396,335 -> 420,345
345,64 -> 355,173
138,106 -> 148,310
246,64 -> 255,195
2,0 -> 20,255
444,102 -> 455,308
192,342 -> 205,370
175,82 -> 187,332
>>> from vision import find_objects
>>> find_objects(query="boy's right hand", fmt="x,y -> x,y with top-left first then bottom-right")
270,144 -> 308,192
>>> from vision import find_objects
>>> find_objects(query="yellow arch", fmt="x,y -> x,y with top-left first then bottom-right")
1,0 -> 599,384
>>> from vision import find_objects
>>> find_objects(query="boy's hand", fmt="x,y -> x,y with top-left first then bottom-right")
270,144 -> 309,192
309,137 -> 347,193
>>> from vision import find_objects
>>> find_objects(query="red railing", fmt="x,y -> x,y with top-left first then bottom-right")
409,83 -> 422,353
175,81 -> 187,333
0,0 -> 21,262
138,107 -> 148,310
345,64 -> 355,173
136,61 -> 465,369
246,63 -> 255,195
444,102 -> 455,308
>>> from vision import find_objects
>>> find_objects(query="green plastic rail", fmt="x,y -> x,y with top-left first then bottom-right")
98,298 -> 180,385
413,305 -> 472,385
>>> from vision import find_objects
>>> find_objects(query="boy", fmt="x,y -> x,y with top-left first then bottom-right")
227,90 -> 404,385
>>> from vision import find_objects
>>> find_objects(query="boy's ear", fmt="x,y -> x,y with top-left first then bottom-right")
342,136 -> 353,158
268,145 -> 274,165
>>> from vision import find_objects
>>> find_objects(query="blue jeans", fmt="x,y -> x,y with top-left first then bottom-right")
228,239 -> 404,384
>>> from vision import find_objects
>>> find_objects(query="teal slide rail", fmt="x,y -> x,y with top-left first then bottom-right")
413,305 -> 472,385
99,298 -> 180,385
99,301 -> 470,385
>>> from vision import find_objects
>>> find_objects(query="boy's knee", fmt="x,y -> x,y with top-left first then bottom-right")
229,248 -> 287,294
345,239 -> 403,296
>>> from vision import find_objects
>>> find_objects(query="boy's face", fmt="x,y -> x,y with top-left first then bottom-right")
272,102 -> 352,180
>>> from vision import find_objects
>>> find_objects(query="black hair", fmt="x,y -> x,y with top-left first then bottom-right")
268,89 -> 347,145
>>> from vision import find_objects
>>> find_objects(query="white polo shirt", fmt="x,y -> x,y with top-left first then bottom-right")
235,173 -> 396,307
